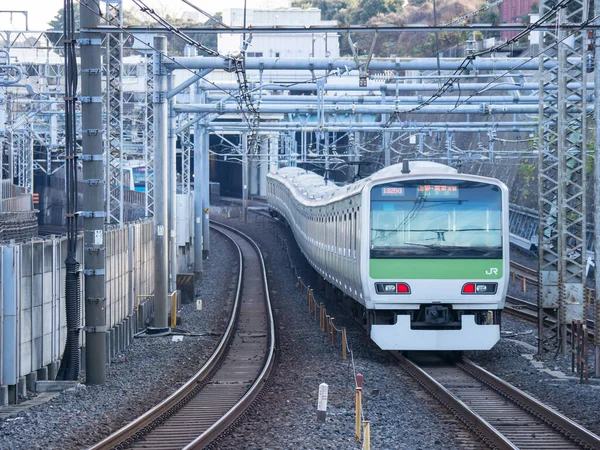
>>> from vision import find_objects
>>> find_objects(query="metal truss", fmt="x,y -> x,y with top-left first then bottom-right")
144,52 -> 154,216
0,29 -> 66,174
180,114 -> 192,195
11,131 -> 32,192
178,46 -> 195,196
104,0 -> 124,225
537,0 -> 588,354
0,30 -> 65,50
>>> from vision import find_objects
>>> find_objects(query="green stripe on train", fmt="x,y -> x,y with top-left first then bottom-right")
370,259 -> 503,279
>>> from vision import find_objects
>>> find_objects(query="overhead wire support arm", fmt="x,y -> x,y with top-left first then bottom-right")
131,0 -> 261,152
347,33 -> 377,87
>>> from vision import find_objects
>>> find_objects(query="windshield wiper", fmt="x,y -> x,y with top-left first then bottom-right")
403,242 -> 451,254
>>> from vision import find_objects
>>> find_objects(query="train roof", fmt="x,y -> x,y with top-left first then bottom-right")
372,161 -> 457,179
270,161 -> 459,202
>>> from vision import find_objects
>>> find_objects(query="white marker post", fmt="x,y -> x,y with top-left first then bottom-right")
317,383 -> 329,422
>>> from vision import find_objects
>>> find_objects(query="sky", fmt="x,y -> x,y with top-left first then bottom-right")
0,0 -> 289,31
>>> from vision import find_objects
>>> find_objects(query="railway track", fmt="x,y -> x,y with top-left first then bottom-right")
509,261 -> 596,303
510,261 -> 538,286
504,295 -> 596,341
395,353 -> 600,449
88,223 -> 276,450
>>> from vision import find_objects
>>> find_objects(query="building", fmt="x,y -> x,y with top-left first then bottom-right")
218,7 -> 339,60
499,0 -> 536,41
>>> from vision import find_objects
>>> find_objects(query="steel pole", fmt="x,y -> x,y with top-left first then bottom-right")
194,121 -> 204,274
202,122 -> 210,258
168,72 -> 177,294
153,36 -> 169,328
80,0 -> 106,384
242,133 -> 248,223
594,0 -> 600,377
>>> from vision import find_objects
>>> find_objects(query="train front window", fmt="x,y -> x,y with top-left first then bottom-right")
370,180 -> 502,258
132,167 -> 148,187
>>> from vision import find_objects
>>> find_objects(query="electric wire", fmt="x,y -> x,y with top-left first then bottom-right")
56,0 -> 81,382
358,0 -> 572,150
79,0 -> 589,168
130,0 -> 263,153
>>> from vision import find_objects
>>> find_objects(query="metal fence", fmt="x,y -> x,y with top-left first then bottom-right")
0,219 -> 154,395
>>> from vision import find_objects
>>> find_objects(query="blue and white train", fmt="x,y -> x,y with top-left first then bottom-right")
267,161 -> 510,351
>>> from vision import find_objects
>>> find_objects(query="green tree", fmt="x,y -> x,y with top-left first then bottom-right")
292,0 -> 352,22
46,4 -> 80,46
350,0 -> 403,24
473,5 -> 500,39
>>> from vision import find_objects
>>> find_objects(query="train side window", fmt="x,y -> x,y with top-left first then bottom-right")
335,214 -> 338,250
354,211 -> 358,257
351,210 -> 355,254
343,213 -> 348,256
346,212 -> 350,255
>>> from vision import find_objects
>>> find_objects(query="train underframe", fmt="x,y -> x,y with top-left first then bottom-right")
333,284 -> 502,351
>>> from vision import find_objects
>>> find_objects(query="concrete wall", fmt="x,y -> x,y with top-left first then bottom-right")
0,219 -> 155,403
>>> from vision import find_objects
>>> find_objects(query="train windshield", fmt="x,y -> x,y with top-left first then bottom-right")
370,180 -> 502,259
131,166 -> 148,187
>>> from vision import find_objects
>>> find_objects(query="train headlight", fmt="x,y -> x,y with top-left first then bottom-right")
462,283 -> 497,295
375,282 -> 411,294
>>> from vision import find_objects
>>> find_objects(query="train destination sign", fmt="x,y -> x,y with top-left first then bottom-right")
418,184 -> 459,198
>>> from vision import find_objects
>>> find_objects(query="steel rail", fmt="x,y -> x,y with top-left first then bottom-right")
504,294 -> 596,340
86,223 -> 276,450
459,359 -> 600,449
510,261 -> 538,285
395,353 -> 600,449
393,352 -> 518,450
184,222 -> 277,449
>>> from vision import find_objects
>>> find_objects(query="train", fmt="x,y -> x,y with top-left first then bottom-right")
123,161 -> 151,192
266,160 -> 510,351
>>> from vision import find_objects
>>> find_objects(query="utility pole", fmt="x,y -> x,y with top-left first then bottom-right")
168,72 -> 177,293
594,0 -> 600,377
242,132 -> 248,223
194,120 -> 204,274
202,117 -> 210,258
80,0 -> 106,384
153,36 -> 169,328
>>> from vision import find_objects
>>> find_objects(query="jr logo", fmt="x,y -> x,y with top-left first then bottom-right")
485,268 -> 499,275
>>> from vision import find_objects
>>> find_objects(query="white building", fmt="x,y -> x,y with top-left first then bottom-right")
218,7 -> 339,59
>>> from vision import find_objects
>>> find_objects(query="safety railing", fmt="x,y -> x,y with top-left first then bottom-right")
571,319 -> 590,384
297,281 -> 348,360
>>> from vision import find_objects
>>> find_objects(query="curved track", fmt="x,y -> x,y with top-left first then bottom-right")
88,223 -> 276,450
395,353 -> 600,449
510,261 -> 538,286
504,295 -> 596,341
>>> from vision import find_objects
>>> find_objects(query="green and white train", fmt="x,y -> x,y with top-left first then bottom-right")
267,161 -> 509,351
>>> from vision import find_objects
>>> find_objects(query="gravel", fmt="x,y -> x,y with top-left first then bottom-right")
1,210 -> 599,450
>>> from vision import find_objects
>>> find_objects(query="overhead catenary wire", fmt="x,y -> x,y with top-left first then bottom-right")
358,0 -> 572,150
79,0 -> 585,169
130,0 -> 263,153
